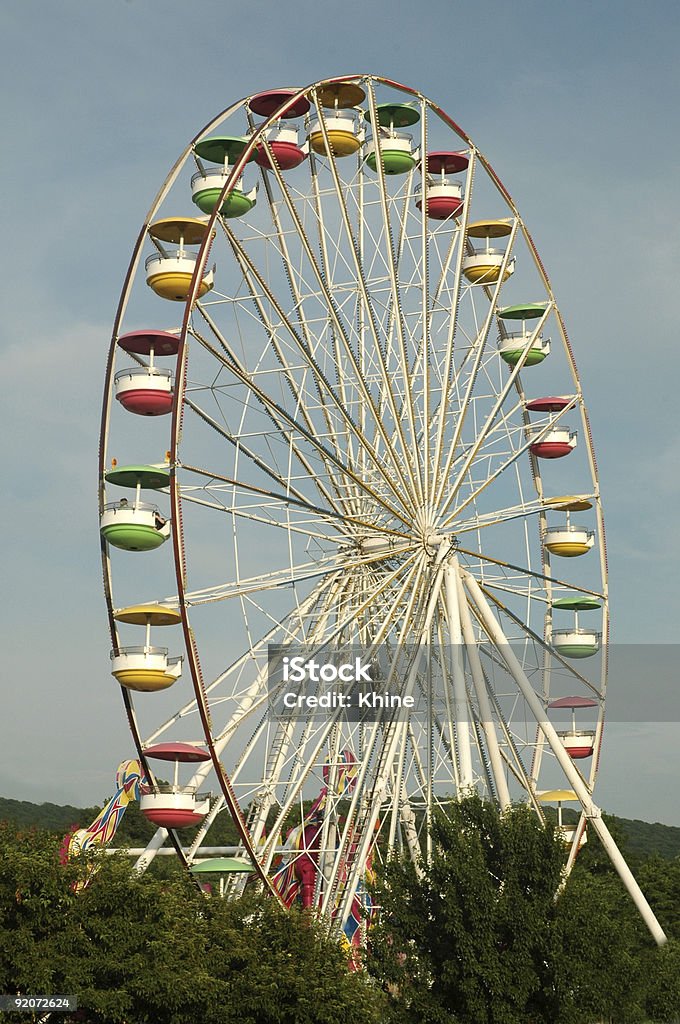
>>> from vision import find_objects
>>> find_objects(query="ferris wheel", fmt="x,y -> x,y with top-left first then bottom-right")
99,74 -> 664,944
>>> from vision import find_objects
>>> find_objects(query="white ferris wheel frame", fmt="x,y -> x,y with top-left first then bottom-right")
98,74 -> 665,945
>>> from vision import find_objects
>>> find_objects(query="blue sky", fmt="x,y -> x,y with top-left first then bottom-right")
1,0 -> 679,825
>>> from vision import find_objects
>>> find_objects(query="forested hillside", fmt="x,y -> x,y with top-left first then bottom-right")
2,794 -> 678,858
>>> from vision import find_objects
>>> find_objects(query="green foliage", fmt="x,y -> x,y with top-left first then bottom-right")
0,822 -> 385,1024
551,870 -> 650,1023
640,940 -> 680,1022
637,854 -> 680,940
368,796 -> 680,1024
2,795 -> 680,1023
198,896 -> 385,1024
369,797 -> 567,1023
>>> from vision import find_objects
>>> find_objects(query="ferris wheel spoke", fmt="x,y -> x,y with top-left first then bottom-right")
309,549 -> 423,651
206,225 -> 360,489
362,81 -> 424,504
322,557 -> 441,914
240,120 -> 423,513
259,712 -> 364,875
471,580 -> 543,603
441,400 -> 568,532
440,396 -> 528,519
190,303 -> 395,526
439,302 -> 554,518
199,540 -> 419,651
182,384 -> 355,523
394,170 -> 418,280
432,220 -> 520,511
372,97 -> 435,500
185,322 -> 414,525
194,293 -> 353,488
423,151 -> 478,498
376,178 -> 429,447
212,580 -> 352,747
435,293 -> 493,409
235,576 -> 360,846
178,462 -> 409,542
245,104 -> 349,401
457,543 -> 604,600
182,544 -> 415,607
453,498 -> 548,535
303,139 -> 363,505
333,554 -> 448,925
481,382 -> 577,463
453,483 -> 595,539
211,552 -> 422,724
264,554 -> 430,884
417,96 -> 431,500
310,88 -> 424,508
141,575 -> 340,750
179,490 -> 342,544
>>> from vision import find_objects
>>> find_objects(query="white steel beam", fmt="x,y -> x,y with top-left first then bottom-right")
463,570 -> 666,946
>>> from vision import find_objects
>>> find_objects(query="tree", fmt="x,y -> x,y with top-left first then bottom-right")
551,870 -> 649,1024
368,796 -> 568,1023
0,822 -> 385,1024
637,854 -> 680,940
367,796 -> 676,1024
640,939 -> 680,1023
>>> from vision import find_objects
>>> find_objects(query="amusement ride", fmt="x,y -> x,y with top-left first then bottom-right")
73,75 -> 665,946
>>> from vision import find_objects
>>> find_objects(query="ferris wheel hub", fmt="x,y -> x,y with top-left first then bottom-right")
424,531 -> 457,557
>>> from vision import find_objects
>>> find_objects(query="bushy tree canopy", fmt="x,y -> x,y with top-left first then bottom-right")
0,822 -> 384,1024
2,802 -> 679,1024
367,796 -> 680,1024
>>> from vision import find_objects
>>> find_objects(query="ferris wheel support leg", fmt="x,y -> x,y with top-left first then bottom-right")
455,565 -> 511,811
444,561 -> 474,790
462,571 -> 667,947
134,826 -> 169,874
